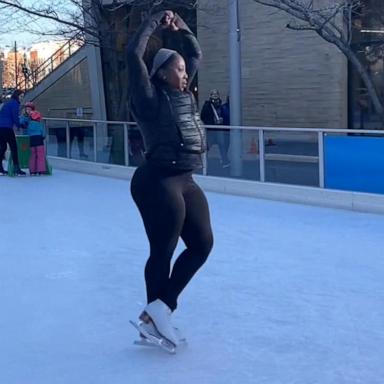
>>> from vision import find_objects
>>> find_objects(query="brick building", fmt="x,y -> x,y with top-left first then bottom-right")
196,0 -> 383,131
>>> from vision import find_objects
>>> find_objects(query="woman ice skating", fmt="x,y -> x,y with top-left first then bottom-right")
127,10 -> 213,351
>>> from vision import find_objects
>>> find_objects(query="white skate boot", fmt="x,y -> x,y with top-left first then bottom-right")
141,299 -> 179,347
132,323 -> 186,348
130,318 -> 176,353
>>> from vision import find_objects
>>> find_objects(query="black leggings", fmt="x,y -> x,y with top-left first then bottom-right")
0,128 -> 20,167
130,162 -> 213,311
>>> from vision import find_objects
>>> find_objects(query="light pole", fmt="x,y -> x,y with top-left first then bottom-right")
228,0 -> 243,177
0,51 -> 4,99
14,41 -> 18,90
21,53 -> 29,93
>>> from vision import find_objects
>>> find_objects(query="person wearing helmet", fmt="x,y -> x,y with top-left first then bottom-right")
127,10 -> 213,350
20,101 -> 47,175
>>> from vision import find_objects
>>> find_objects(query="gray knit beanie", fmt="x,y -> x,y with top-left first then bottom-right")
150,48 -> 178,78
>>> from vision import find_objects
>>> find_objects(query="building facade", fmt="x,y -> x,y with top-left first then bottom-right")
349,0 -> 384,130
196,0 -> 383,131
17,0 -> 383,169
197,0 -> 348,129
21,0 -> 384,130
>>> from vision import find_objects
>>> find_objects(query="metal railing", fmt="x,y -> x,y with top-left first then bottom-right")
29,33 -> 84,88
42,117 -> 384,190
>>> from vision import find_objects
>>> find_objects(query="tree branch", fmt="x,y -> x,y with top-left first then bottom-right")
0,0 -> 99,38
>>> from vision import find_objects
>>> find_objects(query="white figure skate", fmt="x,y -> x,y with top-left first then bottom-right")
130,299 -> 183,354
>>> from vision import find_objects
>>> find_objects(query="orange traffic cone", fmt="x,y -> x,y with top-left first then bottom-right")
247,137 -> 258,154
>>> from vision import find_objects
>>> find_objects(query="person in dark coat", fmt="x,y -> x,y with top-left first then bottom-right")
201,90 -> 230,167
0,89 -> 26,176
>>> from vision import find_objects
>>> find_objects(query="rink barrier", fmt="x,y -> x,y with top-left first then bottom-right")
47,156 -> 384,215
43,118 -> 384,214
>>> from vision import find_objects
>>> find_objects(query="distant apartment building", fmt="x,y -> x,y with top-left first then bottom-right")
1,47 -> 26,90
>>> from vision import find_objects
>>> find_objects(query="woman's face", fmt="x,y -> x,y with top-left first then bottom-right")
162,55 -> 188,91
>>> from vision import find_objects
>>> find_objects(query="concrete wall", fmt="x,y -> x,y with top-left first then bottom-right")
197,0 -> 348,129
48,157 -> 384,216
31,58 -> 92,119
27,0 -> 349,131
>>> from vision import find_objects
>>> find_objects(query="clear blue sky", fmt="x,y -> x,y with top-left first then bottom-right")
0,32 -> 45,49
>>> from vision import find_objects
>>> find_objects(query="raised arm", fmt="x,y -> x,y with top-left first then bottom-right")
171,14 -> 202,89
126,12 -> 166,112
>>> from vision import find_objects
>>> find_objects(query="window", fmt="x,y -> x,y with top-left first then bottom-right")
349,0 -> 384,129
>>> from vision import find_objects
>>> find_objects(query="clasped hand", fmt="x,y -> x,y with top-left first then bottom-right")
160,10 -> 179,31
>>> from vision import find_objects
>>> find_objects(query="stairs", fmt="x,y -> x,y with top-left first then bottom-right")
26,45 -> 88,101
28,34 -> 84,89
24,34 -> 107,122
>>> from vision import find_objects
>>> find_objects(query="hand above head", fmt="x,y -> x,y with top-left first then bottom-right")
159,10 -> 179,31
161,10 -> 174,25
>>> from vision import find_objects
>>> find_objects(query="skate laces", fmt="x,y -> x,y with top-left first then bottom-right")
139,312 -> 161,337
140,308 -> 178,346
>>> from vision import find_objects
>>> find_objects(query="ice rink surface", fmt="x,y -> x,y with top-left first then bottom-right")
1,170 -> 383,384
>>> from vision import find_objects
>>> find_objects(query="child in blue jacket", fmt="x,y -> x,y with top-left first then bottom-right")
21,102 -> 47,175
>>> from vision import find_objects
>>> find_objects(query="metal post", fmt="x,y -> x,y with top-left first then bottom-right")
14,41 -> 18,89
203,151 -> 207,175
123,123 -> 129,166
43,120 -> 48,151
258,129 -> 265,182
66,121 -> 70,158
228,0 -> 243,177
318,131 -> 325,188
93,123 -> 97,162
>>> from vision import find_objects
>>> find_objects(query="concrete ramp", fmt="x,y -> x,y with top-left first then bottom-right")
26,46 -> 88,101
25,45 -> 106,121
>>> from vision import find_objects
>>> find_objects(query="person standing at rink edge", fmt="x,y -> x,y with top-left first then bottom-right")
0,89 -> 26,176
127,10 -> 214,349
20,101 -> 47,176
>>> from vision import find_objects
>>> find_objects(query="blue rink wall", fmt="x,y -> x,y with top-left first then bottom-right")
324,135 -> 384,194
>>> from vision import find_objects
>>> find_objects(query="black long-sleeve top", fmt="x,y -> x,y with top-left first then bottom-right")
126,12 -> 205,170
127,12 -> 202,119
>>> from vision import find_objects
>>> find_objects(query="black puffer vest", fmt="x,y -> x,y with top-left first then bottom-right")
133,88 -> 206,170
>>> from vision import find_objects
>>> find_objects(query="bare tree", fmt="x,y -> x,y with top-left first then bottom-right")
0,0 -> 198,41
0,0 -> 198,120
250,0 -> 384,122
6,0 -> 383,122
